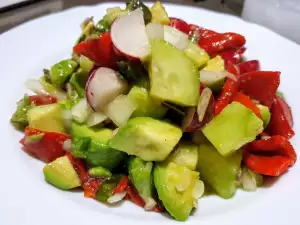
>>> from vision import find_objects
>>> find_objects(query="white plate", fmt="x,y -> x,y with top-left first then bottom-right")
0,2 -> 299,225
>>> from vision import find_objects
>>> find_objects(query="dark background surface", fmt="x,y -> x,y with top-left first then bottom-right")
0,0 -> 243,33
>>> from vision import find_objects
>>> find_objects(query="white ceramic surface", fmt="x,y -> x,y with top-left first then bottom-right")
0,2 -> 299,225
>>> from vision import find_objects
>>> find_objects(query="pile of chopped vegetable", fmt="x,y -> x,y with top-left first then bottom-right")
10,0 -> 296,221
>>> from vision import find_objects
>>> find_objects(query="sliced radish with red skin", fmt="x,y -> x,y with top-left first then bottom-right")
111,9 -> 150,60
182,87 -> 215,132
86,67 -> 128,111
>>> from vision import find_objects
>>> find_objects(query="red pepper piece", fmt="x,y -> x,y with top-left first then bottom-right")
199,32 -> 246,55
73,32 -> 118,68
188,24 -> 218,40
65,152 -> 89,183
214,62 -> 240,115
233,92 -> 262,119
266,96 -> 294,139
113,176 -> 129,194
169,17 -> 190,34
239,71 -> 280,108
243,136 -> 297,176
29,95 -> 57,106
82,178 -> 101,199
238,60 -> 260,74
211,47 -> 246,66
126,184 -> 164,212
20,127 -> 69,163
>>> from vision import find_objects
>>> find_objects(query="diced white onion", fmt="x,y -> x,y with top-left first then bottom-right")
146,23 -> 164,40
25,79 -> 50,96
197,88 -> 212,122
62,109 -> 73,130
225,71 -> 238,81
241,167 -> 257,191
181,107 -> 196,131
193,180 -> 205,199
86,112 -> 108,127
164,25 -> 189,50
107,191 -> 127,204
63,139 -> 72,152
144,198 -> 157,211
71,98 -> 93,123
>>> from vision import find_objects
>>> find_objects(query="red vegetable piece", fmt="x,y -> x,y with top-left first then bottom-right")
214,62 -> 240,115
266,96 -> 294,139
199,32 -> 246,55
239,71 -> 280,108
211,47 -> 246,66
233,92 -> 262,119
66,152 -> 89,183
82,178 -> 101,199
73,32 -> 118,68
113,176 -> 129,194
29,95 -> 57,106
243,136 -> 297,176
169,17 -> 190,34
188,24 -> 218,40
238,60 -> 260,74
20,127 -> 69,163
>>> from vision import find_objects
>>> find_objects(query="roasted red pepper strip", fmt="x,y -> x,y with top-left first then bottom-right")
73,32 -> 118,68
211,47 -> 246,66
188,24 -> 218,41
214,63 -> 240,115
20,127 -> 69,163
266,96 -> 294,139
82,178 -> 102,199
239,71 -> 280,108
238,60 -> 260,74
126,185 -> 164,212
66,152 -> 89,183
199,32 -> 246,55
29,95 -> 57,106
243,136 -> 297,176
233,92 -> 262,119
169,17 -> 190,34
113,176 -> 129,194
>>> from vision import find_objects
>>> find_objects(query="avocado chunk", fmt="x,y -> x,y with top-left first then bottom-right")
50,59 -> 78,86
154,162 -> 199,221
257,104 -> 271,128
168,142 -> 198,171
149,40 -> 200,107
71,122 -> 126,169
184,43 -> 210,68
109,117 -> 182,161
10,94 -> 33,130
202,102 -> 263,156
128,157 -> 155,207
127,86 -> 167,119
200,56 -> 225,92
28,103 -> 66,133
43,156 -> 81,190
103,7 -> 128,26
197,144 -> 242,199
69,68 -> 89,98
150,1 -> 170,25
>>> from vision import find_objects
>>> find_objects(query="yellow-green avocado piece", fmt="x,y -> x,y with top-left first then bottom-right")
43,156 -> 81,190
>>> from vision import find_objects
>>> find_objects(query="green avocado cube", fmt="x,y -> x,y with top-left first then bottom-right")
149,40 -> 200,107
109,117 -> 182,161
202,101 -> 263,156
154,162 -> 199,221
257,104 -> 271,128
197,144 -> 242,199
43,156 -> 81,190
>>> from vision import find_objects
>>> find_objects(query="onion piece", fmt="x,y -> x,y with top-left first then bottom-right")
193,180 -> 205,199
164,25 -> 189,50
86,112 -> 108,127
197,87 -> 213,122
146,23 -> 164,40
107,191 -> 127,204
71,98 -> 93,123
241,166 -> 263,191
25,79 -> 50,96
63,139 -> 72,152
62,109 -> 73,130
181,107 -> 196,131
144,198 -> 157,211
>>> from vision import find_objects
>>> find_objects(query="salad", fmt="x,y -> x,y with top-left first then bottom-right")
10,0 -> 297,221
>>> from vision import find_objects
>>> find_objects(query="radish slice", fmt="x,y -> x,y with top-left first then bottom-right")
146,23 -> 164,40
111,9 -> 150,60
182,107 -> 196,131
164,25 -> 189,50
86,67 -> 128,111
197,87 -> 213,122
